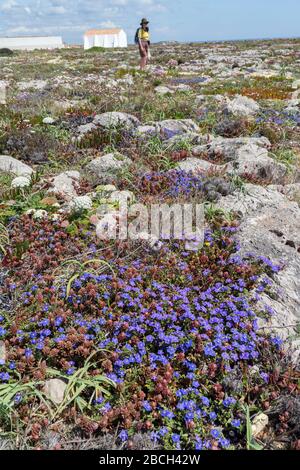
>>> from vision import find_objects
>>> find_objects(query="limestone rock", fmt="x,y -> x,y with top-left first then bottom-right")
225,95 -> 260,116
86,153 -> 132,183
211,136 -> 270,158
218,184 -> 300,364
43,378 -> 67,405
154,86 -> 174,95
0,341 -> 6,362
136,125 -> 157,136
93,112 -> 140,129
174,84 -> 192,92
177,158 -> 220,173
0,155 -> 33,177
156,119 -> 199,137
217,183 -> 293,217
226,143 -> 287,183
196,94 -> 229,107
43,117 -> 55,125
163,132 -> 208,149
269,183 -> 300,204
193,136 -> 271,160
96,213 -> 119,240
192,137 -> 285,183
76,122 -> 97,135
49,170 -> 81,201
18,79 -> 48,91
251,413 -> 269,438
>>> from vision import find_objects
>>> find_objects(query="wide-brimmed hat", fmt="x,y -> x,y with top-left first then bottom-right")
140,18 -> 149,25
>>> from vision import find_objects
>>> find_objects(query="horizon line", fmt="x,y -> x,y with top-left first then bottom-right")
1,34 -> 300,45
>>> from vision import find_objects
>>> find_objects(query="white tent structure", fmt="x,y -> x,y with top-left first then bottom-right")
0,36 -> 63,51
84,29 -> 127,49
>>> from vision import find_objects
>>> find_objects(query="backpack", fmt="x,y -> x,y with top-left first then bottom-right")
134,28 -> 140,44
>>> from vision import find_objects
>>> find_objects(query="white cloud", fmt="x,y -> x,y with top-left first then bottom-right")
100,20 -> 117,29
111,0 -> 128,5
49,6 -> 66,14
0,0 -> 171,43
0,0 -> 18,11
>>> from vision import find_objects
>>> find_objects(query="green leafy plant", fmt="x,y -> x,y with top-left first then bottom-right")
47,350 -> 116,417
157,155 -> 177,171
0,380 -> 49,412
230,174 -> 246,193
85,46 -> 106,53
244,405 -> 264,451
270,149 -> 297,168
53,259 -> 116,297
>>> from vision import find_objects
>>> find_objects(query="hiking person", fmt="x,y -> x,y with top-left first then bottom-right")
135,18 -> 151,70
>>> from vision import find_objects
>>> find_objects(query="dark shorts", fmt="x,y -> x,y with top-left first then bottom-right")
139,40 -> 149,58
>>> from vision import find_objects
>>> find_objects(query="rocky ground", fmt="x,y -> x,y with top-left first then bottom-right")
0,39 -> 299,450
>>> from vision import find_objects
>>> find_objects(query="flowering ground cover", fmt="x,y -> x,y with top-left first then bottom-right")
0,39 -> 299,450
0,206 -> 298,450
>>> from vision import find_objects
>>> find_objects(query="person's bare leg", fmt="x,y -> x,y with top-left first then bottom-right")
140,50 -> 147,69
143,44 -> 149,68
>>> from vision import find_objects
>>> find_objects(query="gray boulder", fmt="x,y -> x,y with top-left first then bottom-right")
0,155 -> 33,177
268,183 -> 300,204
225,95 -> 260,116
154,86 -> 174,95
177,158 -> 220,173
43,378 -> 67,405
155,119 -> 199,137
136,125 -> 156,136
86,153 -> 132,183
174,84 -> 192,92
192,137 -> 286,183
227,143 -> 287,183
49,170 -> 81,201
193,136 -> 271,160
218,184 -> 300,364
163,132 -> 209,149
76,122 -> 97,135
43,117 -> 56,125
93,112 -> 140,129
218,183 -> 290,217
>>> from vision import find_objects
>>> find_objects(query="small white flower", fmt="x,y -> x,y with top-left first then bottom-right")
33,209 -> 48,220
11,176 -> 31,189
69,195 -> 93,213
96,184 -> 117,194
25,209 -> 35,216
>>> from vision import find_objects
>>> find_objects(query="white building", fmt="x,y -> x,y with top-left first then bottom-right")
84,28 -> 127,50
0,36 -> 64,51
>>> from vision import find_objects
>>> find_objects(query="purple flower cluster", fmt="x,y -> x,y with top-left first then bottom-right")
140,170 -> 204,198
256,108 -> 300,126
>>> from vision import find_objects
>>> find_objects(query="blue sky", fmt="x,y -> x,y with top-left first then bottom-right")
0,0 -> 299,44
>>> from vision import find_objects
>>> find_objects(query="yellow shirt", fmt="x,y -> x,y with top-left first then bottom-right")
138,28 -> 150,41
